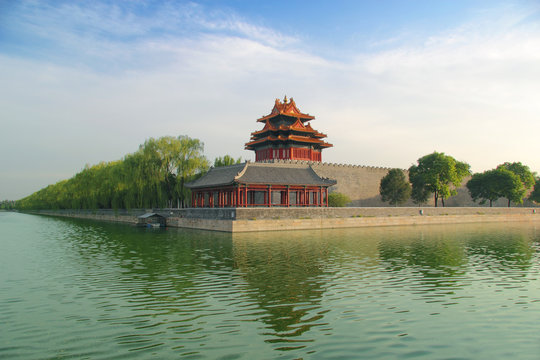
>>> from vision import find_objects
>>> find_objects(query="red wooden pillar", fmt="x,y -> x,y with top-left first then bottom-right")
325,188 -> 328,207
242,186 -> 245,207
241,187 -> 244,207
268,185 -> 272,207
236,187 -> 240,207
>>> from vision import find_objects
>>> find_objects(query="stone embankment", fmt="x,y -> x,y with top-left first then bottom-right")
32,207 -> 539,233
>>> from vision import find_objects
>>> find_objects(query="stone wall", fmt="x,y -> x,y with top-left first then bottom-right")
30,207 -> 540,233
311,162 -> 396,206
259,159 -> 537,208
257,159 -> 394,206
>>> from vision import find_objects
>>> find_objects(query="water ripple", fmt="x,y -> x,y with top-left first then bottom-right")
2,215 -> 540,359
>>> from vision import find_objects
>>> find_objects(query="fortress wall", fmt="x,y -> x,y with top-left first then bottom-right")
311,162 -> 396,206
258,159 -> 394,206
264,159 -> 422,206
31,207 -> 540,233
264,160 -> 535,207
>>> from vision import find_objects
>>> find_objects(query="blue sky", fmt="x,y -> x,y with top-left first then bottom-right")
1,0 -> 539,199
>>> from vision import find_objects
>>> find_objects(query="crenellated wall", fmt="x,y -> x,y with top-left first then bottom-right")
256,159 -> 412,206
256,159 -> 535,207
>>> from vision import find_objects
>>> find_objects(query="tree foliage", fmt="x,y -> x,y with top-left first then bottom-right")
496,162 -> 535,189
328,192 -> 351,207
409,152 -> 471,207
16,135 -> 209,210
379,169 -> 411,206
529,178 -> 540,204
495,162 -> 534,206
1,200 -> 15,210
214,155 -> 242,167
467,168 -> 523,207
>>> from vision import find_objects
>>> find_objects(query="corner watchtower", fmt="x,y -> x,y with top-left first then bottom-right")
245,96 -> 333,162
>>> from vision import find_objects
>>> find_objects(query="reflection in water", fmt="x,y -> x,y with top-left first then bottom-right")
232,231 -> 331,350
1,213 -> 540,359
379,230 -> 467,278
466,231 -> 534,270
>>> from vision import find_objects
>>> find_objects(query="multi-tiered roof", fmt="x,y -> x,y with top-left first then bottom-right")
245,96 -> 332,162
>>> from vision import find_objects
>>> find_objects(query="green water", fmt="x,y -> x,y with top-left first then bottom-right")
1,212 -> 539,359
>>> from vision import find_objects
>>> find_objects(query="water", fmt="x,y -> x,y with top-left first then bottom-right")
1,212 -> 539,359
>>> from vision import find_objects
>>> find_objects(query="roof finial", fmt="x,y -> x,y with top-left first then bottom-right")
283,95 -> 288,104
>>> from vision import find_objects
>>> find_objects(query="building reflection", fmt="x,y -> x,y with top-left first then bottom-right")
231,230 -> 331,347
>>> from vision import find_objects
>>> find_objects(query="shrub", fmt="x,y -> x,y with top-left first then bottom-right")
328,192 -> 351,207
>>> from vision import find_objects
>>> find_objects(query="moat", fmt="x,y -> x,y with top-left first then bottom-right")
1,212 -> 539,359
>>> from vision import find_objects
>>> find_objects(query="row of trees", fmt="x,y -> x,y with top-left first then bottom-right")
1,200 -> 15,210
379,152 -> 540,207
16,135 -> 240,210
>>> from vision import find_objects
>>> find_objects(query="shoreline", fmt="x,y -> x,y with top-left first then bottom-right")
26,207 -> 540,232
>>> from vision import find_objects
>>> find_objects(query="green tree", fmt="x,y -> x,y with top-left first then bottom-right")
15,135 -> 209,210
1,200 -> 15,210
467,168 -> 522,207
496,162 -> 534,207
214,155 -> 242,167
175,135 -> 210,208
496,168 -> 526,207
409,152 -> 471,207
328,192 -> 351,207
529,178 -> 540,204
497,162 -> 535,189
379,169 -> 411,206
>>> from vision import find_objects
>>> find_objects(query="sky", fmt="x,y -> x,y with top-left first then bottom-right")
1,0 -> 540,200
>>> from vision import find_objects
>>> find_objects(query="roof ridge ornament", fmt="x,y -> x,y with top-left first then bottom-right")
234,162 -> 250,180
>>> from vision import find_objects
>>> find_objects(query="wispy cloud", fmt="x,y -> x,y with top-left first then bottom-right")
2,0 -> 299,71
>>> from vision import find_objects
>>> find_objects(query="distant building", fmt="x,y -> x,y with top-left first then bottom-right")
186,97 -> 336,207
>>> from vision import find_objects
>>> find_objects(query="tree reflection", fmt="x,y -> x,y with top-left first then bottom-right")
465,229 -> 534,273
378,230 -> 467,280
54,217 -> 236,309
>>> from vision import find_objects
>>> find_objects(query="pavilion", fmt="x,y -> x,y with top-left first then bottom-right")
186,97 -> 336,208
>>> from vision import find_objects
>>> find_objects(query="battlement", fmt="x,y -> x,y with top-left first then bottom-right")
255,158 -> 397,171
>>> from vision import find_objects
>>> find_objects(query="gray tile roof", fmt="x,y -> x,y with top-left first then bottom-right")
138,213 -> 163,219
238,163 -> 336,186
185,163 -> 246,188
185,162 -> 336,189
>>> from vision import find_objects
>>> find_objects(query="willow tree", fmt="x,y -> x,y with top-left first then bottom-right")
136,135 -> 209,208
16,135 -> 209,210
409,152 -> 470,207
175,136 -> 210,208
